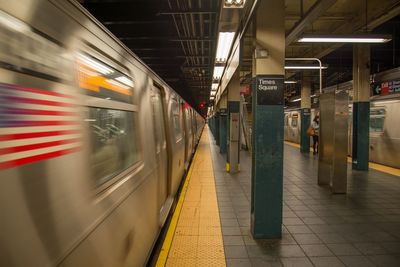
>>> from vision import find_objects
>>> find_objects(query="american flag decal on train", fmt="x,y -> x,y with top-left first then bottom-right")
0,83 -> 81,170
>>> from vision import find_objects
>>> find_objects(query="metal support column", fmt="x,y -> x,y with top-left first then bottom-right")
215,112 -> 220,146
227,69 -> 241,173
300,78 -> 311,153
250,0 -> 285,239
352,44 -> 370,171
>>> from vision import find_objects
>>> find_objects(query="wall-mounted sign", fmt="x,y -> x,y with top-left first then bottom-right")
255,75 -> 284,105
372,80 -> 400,96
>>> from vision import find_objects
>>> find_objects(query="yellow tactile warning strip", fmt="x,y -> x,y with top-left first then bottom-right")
284,141 -> 400,177
156,127 -> 226,267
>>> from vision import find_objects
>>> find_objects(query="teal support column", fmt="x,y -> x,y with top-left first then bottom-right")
219,111 -> 227,153
300,108 -> 311,153
352,102 -> 370,170
250,0 -> 284,239
210,116 -> 214,136
300,79 -> 311,153
352,44 -> 370,171
215,113 -> 220,145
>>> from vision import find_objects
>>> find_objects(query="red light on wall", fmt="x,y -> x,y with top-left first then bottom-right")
199,102 -> 205,109
184,103 -> 190,109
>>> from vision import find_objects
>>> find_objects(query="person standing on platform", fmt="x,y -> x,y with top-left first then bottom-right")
311,115 -> 319,155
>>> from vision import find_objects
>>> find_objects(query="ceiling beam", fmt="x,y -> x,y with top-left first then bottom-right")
313,2 -> 400,59
286,0 -> 338,46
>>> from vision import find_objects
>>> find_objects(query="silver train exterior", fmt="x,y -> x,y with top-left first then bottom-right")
284,76 -> 400,169
0,1 -> 204,266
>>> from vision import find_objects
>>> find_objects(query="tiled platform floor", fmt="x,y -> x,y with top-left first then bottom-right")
209,129 -> 400,267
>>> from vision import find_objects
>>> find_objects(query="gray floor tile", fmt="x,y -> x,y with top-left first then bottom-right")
280,257 -> 313,267
223,235 -> 245,246
222,227 -> 242,236
283,217 -> 304,225
278,245 -> 306,257
327,243 -> 362,256
368,254 -> 400,267
246,245 -> 277,260
317,233 -> 347,243
339,255 -> 376,267
226,258 -> 252,267
221,218 -> 239,227
286,225 -> 312,234
224,245 -> 248,259
309,256 -> 345,267
381,242 -> 400,254
354,242 -> 388,255
292,233 -> 323,244
301,244 -> 334,257
250,258 -> 283,267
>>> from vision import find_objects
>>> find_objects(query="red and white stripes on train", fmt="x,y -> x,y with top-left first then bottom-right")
0,82 -> 81,170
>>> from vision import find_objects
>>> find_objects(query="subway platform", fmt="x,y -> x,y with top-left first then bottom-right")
157,126 -> 400,267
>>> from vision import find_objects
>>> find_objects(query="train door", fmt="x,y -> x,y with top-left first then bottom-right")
150,86 -> 170,226
182,103 -> 192,170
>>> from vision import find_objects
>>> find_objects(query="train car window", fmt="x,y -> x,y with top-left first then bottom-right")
0,10 -> 70,82
284,115 -> 289,126
172,98 -> 182,140
87,107 -> 139,186
370,108 -> 385,133
291,114 -> 298,127
77,53 -> 134,104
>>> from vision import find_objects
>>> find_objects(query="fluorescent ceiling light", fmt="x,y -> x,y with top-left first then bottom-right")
215,32 -> 235,63
210,91 -> 216,96
291,97 -> 301,102
285,65 -> 327,70
224,0 -> 246,8
210,96 -> 215,100
212,83 -> 219,90
298,34 -> 392,43
213,66 -> 224,80
284,81 -> 297,84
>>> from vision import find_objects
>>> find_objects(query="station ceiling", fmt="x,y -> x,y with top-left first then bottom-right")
79,0 -> 400,111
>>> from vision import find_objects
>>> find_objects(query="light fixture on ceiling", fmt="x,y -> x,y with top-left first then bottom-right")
290,97 -> 301,102
224,0 -> 246,8
285,65 -> 328,70
215,32 -> 235,63
212,83 -> 218,90
284,80 -> 297,84
213,66 -> 224,80
210,91 -> 216,96
210,96 -> 215,100
297,34 -> 392,43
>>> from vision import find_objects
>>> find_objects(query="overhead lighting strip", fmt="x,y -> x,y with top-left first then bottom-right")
285,65 -> 328,70
298,34 -> 392,43
215,32 -> 235,63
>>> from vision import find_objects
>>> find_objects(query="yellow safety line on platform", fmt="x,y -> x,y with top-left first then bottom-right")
156,127 -> 226,266
284,141 -> 400,177
155,142 -> 199,267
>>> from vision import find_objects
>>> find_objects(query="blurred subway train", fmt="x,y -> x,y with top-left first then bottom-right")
284,71 -> 400,169
0,1 -> 204,266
